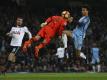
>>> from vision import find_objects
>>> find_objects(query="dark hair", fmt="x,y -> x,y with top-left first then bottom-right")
17,17 -> 23,19
81,5 -> 90,11
59,41 -> 64,47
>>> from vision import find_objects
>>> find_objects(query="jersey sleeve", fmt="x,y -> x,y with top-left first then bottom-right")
45,16 -> 53,23
9,27 -> 13,33
24,27 -> 32,39
79,17 -> 89,24
7,27 -> 14,37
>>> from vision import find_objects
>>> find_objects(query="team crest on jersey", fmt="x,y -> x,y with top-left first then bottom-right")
12,31 -> 20,35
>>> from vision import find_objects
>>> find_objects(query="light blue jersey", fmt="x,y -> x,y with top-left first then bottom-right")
73,16 -> 90,38
72,16 -> 90,50
91,48 -> 100,64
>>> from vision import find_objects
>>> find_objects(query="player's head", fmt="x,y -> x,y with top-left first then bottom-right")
59,42 -> 64,48
81,5 -> 89,16
16,17 -> 23,26
93,43 -> 97,47
61,10 -> 70,19
61,11 -> 73,23
67,16 -> 73,23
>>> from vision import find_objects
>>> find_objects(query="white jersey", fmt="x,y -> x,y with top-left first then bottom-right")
9,26 -> 32,47
56,47 -> 65,58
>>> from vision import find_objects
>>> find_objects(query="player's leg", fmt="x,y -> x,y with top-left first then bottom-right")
75,35 -> 86,59
62,33 -> 68,48
5,47 -> 19,72
62,30 -> 72,48
34,27 -> 53,58
62,30 -> 72,37
34,37 -> 51,58
31,34 -> 41,42
62,30 -> 86,68
23,27 -> 46,52
73,35 -> 79,56
8,53 -> 16,62
91,58 -> 96,72
23,35 -> 41,52
23,35 -> 41,47
96,58 -> 101,72
80,52 -> 86,59
73,35 -> 84,68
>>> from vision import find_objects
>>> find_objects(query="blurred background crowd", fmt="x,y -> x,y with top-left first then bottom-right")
0,0 -> 107,72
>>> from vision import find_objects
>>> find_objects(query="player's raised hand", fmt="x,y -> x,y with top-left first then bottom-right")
40,22 -> 47,27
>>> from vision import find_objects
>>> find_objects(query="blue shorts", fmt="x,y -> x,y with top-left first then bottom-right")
72,33 -> 83,50
91,57 -> 100,64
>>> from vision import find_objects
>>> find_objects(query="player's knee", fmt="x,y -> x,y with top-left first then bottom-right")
63,31 -> 72,37
8,53 -> 16,62
35,35 -> 41,40
43,40 -> 50,45
62,31 -> 66,34
62,31 -> 68,35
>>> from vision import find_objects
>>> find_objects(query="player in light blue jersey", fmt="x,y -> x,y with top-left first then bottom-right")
62,5 -> 90,60
91,43 -> 101,72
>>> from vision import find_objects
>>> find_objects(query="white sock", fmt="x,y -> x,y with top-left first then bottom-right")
62,34 -> 67,48
97,65 -> 101,72
80,52 -> 86,59
92,65 -> 96,72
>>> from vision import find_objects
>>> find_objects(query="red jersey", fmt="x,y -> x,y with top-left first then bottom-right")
38,16 -> 67,39
45,16 -> 67,36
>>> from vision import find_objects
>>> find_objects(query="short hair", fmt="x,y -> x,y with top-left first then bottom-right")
17,17 -> 23,19
81,5 -> 90,11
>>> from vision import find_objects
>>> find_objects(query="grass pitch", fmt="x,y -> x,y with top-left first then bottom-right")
0,72 -> 107,80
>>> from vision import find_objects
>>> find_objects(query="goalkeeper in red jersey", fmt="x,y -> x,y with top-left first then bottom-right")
23,11 -> 73,58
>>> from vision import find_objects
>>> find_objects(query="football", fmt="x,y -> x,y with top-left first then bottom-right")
61,11 -> 70,19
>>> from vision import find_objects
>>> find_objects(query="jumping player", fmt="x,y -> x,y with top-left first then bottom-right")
62,5 -> 90,62
23,11 -> 72,58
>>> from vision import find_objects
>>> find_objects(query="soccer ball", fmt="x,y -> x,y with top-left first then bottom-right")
61,11 -> 70,19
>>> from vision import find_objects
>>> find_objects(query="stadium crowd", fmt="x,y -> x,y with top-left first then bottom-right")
0,0 -> 107,73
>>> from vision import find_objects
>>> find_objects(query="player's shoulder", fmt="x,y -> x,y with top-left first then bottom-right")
22,26 -> 28,29
80,16 -> 90,22
12,26 -> 15,28
52,15 -> 62,18
11,26 -> 16,29
52,15 -> 64,21
84,16 -> 90,20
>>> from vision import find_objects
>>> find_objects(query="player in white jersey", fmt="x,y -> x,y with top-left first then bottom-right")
4,17 -> 32,72
56,45 -> 65,59
8,26 -> 32,47
56,43 -> 65,71
62,5 -> 90,62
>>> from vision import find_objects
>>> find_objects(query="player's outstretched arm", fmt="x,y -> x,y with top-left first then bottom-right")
40,22 -> 47,27
6,32 -> 13,37
41,16 -> 53,27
